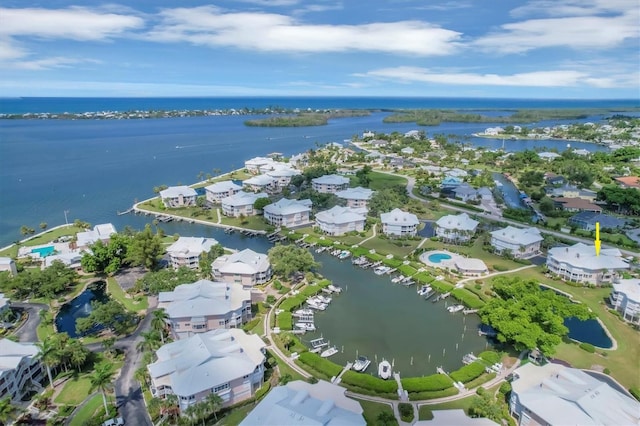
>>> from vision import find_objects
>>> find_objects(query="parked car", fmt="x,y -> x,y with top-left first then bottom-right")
102,418 -> 124,426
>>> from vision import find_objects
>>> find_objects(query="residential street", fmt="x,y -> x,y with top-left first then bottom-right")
11,301 -> 48,343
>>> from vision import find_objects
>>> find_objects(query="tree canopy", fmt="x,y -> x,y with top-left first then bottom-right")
126,224 -> 165,270
268,244 -> 319,278
479,277 -> 593,356
0,261 -> 78,300
81,233 -> 131,274
76,299 -> 138,336
133,266 -> 199,294
367,185 -> 409,217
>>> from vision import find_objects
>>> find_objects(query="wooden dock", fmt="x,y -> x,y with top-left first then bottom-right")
332,362 -> 353,384
463,309 -> 479,315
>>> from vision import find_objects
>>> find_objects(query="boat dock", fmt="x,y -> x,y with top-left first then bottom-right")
332,362 -> 353,385
463,309 -> 479,315
116,207 -> 134,216
433,292 -> 451,302
393,372 -> 409,401
436,366 -> 447,375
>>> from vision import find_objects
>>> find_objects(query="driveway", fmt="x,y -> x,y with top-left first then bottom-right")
11,302 -> 48,343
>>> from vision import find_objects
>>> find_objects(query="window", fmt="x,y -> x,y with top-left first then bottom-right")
213,383 -> 230,393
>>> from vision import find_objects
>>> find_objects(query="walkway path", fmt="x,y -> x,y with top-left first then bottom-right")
455,264 -> 537,287
333,362 -> 353,384
357,223 -> 377,246
393,372 -> 408,402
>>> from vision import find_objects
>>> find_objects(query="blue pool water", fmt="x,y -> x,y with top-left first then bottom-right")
30,246 -> 55,257
428,253 -> 452,263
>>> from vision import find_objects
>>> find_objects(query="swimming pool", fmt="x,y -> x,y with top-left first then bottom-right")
30,246 -> 55,257
428,253 -> 452,264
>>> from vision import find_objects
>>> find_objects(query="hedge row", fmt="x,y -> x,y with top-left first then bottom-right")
430,280 -> 454,293
464,372 -> 496,389
278,312 -> 292,330
297,352 -> 343,378
341,371 -> 399,394
341,383 -> 398,400
408,387 -> 459,400
478,351 -> 500,364
451,288 -> 485,309
401,374 -> 453,392
294,360 -> 332,382
254,382 -> 271,400
449,361 -> 486,383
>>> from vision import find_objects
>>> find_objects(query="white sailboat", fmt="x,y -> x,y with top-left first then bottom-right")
378,359 -> 392,379
321,346 -> 338,358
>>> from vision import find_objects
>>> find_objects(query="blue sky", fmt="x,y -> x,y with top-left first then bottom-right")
0,0 -> 638,98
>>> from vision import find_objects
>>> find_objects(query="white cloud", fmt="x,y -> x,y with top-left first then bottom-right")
233,0 -> 300,6
510,0 -> 637,18
359,66 -> 621,87
147,6 -> 461,56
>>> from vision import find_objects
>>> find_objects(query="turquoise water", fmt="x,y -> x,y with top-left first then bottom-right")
30,246 -> 55,257
428,253 -> 452,264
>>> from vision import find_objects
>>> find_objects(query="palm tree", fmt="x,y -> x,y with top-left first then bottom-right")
0,397 -> 15,425
137,330 -> 162,353
160,394 -> 180,420
134,367 -> 149,391
102,336 -> 117,358
35,339 -> 59,388
151,309 -> 169,344
89,362 -> 115,417
204,393 -> 223,421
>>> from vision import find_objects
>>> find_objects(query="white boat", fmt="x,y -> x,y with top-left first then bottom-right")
391,275 -> 405,283
447,304 -> 465,313
295,322 -> 316,331
316,295 -> 332,304
374,266 -> 390,275
327,284 -> 342,293
338,250 -> 351,260
293,309 -> 314,317
307,299 -> 327,310
315,246 -> 327,253
378,360 -> 392,379
309,338 -> 328,353
417,285 -> 432,296
352,356 -> 371,372
321,346 -> 338,358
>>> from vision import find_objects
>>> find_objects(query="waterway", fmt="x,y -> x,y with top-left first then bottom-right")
55,280 -> 109,338
492,172 -> 525,210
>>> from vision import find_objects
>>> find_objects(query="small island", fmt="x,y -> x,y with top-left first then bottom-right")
244,110 -> 371,127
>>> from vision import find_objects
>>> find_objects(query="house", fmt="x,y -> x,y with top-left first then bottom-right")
380,208 -> 419,237
220,192 -> 269,218
546,243 -> 629,285
546,184 -> 597,201
544,174 -> 566,186
325,142 -> 343,149
266,167 -> 301,189
552,197 -> 602,213
401,147 -> 415,155
537,152 -> 561,161
263,198 -> 313,228
45,252 -> 83,269
568,212 -> 627,231
405,130 -> 421,139
446,168 -> 468,178
205,181 -> 242,204
477,187 -> 493,201
158,280 -> 252,339
167,237 -> 218,270
362,131 -> 375,139
435,213 -> 479,243
335,187 -> 374,209
311,174 -> 350,193
610,279 -> 640,325
315,206 -> 367,236
452,183 -> 478,202
240,380 -> 365,426
0,339 -> 44,401
0,258 -> 17,277
245,156 -> 275,174
76,223 -> 117,249
212,249 -> 272,287
441,176 -> 463,188
289,153 -> 308,168
614,176 -> 640,189
490,226 -> 543,258
148,329 -> 266,412
159,186 -> 198,208
509,363 -> 639,426
483,127 -> 504,136
243,175 -> 277,193
369,139 -> 388,147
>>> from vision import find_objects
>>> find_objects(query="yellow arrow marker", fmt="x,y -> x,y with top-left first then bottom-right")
594,222 -> 601,256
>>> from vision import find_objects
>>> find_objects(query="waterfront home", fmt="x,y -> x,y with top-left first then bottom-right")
610,279 -> 640,325
289,153 -> 308,168
546,243 -> 629,285
405,130 -> 421,139
148,329 -> 266,412
477,187 -> 493,201
546,184 -> 597,201
266,166 -> 301,189
311,174 -> 350,194
212,248 -> 272,287
509,363 -> 639,426
167,237 -> 218,270
369,139 -> 388,147
614,176 -> 640,189
158,280 -> 252,339
572,148 -> 591,156
221,192 -> 269,218
0,339 -> 44,401
483,127 -> 504,136
0,258 -> 17,276
45,252 -> 83,269
263,198 -> 313,228
537,152 -> 561,161
159,186 -> 198,208
362,131 -> 375,139
205,181 -> 242,204
245,156 -> 275,174
568,211 -> 627,231
552,197 -> 602,213
401,147 -> 415,155
335,186 -> 374,209
452,183 -> 479,202
76,223 -> 117,249
243,174 -> 277,193
315,206 -> 367,236
240,380 -> 365,426
421,165 -> 448,176
441,176 -> 463,188
435,213 -> 479,243
380,208 -> 419,237
490,226 -> 543,259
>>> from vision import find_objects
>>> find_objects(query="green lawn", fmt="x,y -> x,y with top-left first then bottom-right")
106,277 -> 148,312
353,399 -> 397,425
360,236 -> 423,258
220,215 -> 272,231
418,238 -> 524,272
0,225 -> 85,257
218,403 -> 256,425
54,377 -> 92,405
366,171 -> 408,191
69,394 -> 103,426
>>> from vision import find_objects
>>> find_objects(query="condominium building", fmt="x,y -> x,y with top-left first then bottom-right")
546,243 -> 629,285
159,186 -> 198,208
609,279 -> 640,325
166,237 -> 218,270
380,208 -> 419,237
435,213 -> 478,243
0,339 -> 44,401
489,226 -> 543,258
311,174 -> 350,193
212,249 -> 272,287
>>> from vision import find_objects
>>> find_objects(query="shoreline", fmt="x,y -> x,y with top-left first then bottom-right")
471,133 -> 608,146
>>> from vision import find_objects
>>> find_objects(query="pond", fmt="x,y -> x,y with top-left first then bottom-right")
564,317 -> 613,349
55,280 -> 109,338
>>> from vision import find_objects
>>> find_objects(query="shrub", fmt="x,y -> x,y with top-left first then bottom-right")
579,342 -> 595,353
493,265 -> 508,272
408,387 -> 459,400
254,382 -> 271,400
341,371 -> 398,394
398,403 -> 414,422
603,368 -> 611,375
450,361 -> 486,383
402,374 -> 454,392
242,318 -> 261,332
499,382 -> 512,395
478,350 -> 500,364
297,352 -> 343,378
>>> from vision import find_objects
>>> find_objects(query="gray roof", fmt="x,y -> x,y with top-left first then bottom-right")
547,243 -> 629,271
159,185 -> 197,198
76,223 -> 116,247
511,363 -> 639,426
335,187 -> 374,201
315,206 -> 367,225
158,280 -> 250,318
205,180 -> 242,193
244,174 -> 276,186
453,183 -> 478,197
240,380 -> 365,426
490,226 -> 543,245
263,198 -> 312,215
213,248 -> 270,275
569,212 -> 627,229
148,329 -> 265,397
221,192 -> 269,207
266,167 -> 301,178
0,339 -> 38,372
311,174 -> 350,185
436,213 -> 478,231
167,237 -> 218,258
380,208 -> 419,226
613,279 -> 640,304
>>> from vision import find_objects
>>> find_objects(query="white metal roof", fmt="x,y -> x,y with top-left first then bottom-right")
311,174 -> 350,185
612,279 -> 640,304
335,187 -> 374,201
213,248 -> 270,275
435,213 -> 478,231
315,206 -> 367,225
547,243 -> 629,271
159,186 -> 197,198
263,198 -> 312,215
0,339 -> 38,372
490,226 -> 543,245
205,180 -> 242,193
380,208 -> 419,226
167,237 -> 218,258
158,280 -> 250,318
221,192 -> 269,207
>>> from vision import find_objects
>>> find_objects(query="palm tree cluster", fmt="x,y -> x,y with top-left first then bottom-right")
182,393 -> 224,426
36,333 -> 90,388
89,362 -> 116,417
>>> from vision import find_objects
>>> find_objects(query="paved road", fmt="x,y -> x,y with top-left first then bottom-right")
11,302 -> 48,343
